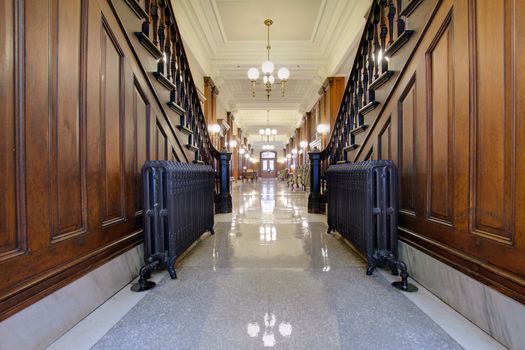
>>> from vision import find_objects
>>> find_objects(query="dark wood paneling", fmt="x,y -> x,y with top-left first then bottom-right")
471,0 -> 515,244
355,0 -> 525,303
0,0 -> 191,320
377,118 -> 392,160
100,18 -> 125,226
156,121 -> 168,160
0,0 -> 25,259
50,0 -> 88,242
133,80 -> 149,215
398,76 -> 417,215
426,11 -> 454,225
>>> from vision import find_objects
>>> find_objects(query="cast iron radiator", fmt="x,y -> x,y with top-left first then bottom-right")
326,160 -> 416,292
132,161 -> 215,292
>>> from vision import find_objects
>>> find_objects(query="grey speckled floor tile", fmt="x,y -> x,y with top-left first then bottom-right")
92,180 -> 462,350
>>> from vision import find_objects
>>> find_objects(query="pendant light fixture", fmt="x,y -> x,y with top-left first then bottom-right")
247,19 -> 290,100
260,110 -> 277,150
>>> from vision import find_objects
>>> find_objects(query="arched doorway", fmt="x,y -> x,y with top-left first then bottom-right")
260,151 -> 277,178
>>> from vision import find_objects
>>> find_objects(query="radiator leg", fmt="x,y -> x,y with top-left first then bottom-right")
389,259 -> 418,292
131,260 -> 159,292
366,263 -> 376,276
390,265 -> 399,276
326,226 -> 332,234
209,227 -> 215,235
166,255 -> 178,280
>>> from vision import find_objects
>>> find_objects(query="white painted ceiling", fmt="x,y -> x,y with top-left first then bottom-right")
172,0 -> 372,150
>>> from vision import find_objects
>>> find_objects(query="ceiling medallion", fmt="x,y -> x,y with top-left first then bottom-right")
247,19 -> 290,100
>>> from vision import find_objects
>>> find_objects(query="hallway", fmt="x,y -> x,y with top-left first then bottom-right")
49,179 -> 502,350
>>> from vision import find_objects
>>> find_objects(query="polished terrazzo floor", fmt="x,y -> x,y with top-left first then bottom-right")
91,179 -> 462,349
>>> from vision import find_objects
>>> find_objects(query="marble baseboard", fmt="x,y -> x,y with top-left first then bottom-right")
0,245 -> 143,350
399,241 -> 525,350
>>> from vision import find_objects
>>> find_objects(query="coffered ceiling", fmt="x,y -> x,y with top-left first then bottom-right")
172,0 -> 372,149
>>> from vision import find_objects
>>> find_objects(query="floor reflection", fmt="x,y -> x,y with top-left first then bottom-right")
182,179 -> 366,272
91,179 -> 464,350
247,312 -> 292,347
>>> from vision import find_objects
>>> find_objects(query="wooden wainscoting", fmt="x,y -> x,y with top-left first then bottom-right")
352,0 -> 525,303
0,0 -> 190,320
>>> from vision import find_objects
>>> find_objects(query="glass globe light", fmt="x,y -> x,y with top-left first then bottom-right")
268,75 -> 275,84
261,61 -> 274,74
271,129 -> 277,135
265,128 -> 271,135
229,140 -> 237,148
278,67 -> 290,80
247,67 -> 259,81
291,149 -> 298,154
211,124 -> 221,133
299,140 -> 308,148
317,124 -> 329,134
239,148 -> 245,155
286,153 -> 291,159
259,129 -> 265,135
245,154 -> 250,159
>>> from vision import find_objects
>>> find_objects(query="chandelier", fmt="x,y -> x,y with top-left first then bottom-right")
260,110 -> 277,150
247,19 -> 290,100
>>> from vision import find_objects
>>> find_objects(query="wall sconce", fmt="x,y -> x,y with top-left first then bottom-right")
299,140 -> 308,148
316,124 -> 329,135
210,123 -> 221,133
229,140 -> 237,148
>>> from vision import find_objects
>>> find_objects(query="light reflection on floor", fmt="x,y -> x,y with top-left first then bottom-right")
88,179 -> 468,350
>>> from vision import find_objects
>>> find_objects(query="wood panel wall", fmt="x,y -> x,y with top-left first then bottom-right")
0,0 -> 190,319
355,0 -> 525,302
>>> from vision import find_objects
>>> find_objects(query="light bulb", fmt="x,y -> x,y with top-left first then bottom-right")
229,140 -> 237,148
261,61 -> 274,74
239,148 -> 245,154
247,67 -> 259,81
265,128 -> 271,135
286,154 -> 291,159
317,124 -> 329,134
292,149 -> 298,154
278,67 -> 290,80
299,140 -> 308,148
268,75 -> 275,84
271,129 -> 277,135
211,124 -> 221,133
259,129 -> 265,135
245,154 -> 250,159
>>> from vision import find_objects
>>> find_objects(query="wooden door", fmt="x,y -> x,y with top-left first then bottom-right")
260,151 -> 277,178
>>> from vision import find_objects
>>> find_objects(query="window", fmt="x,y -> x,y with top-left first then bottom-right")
261,151 -> 276,159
